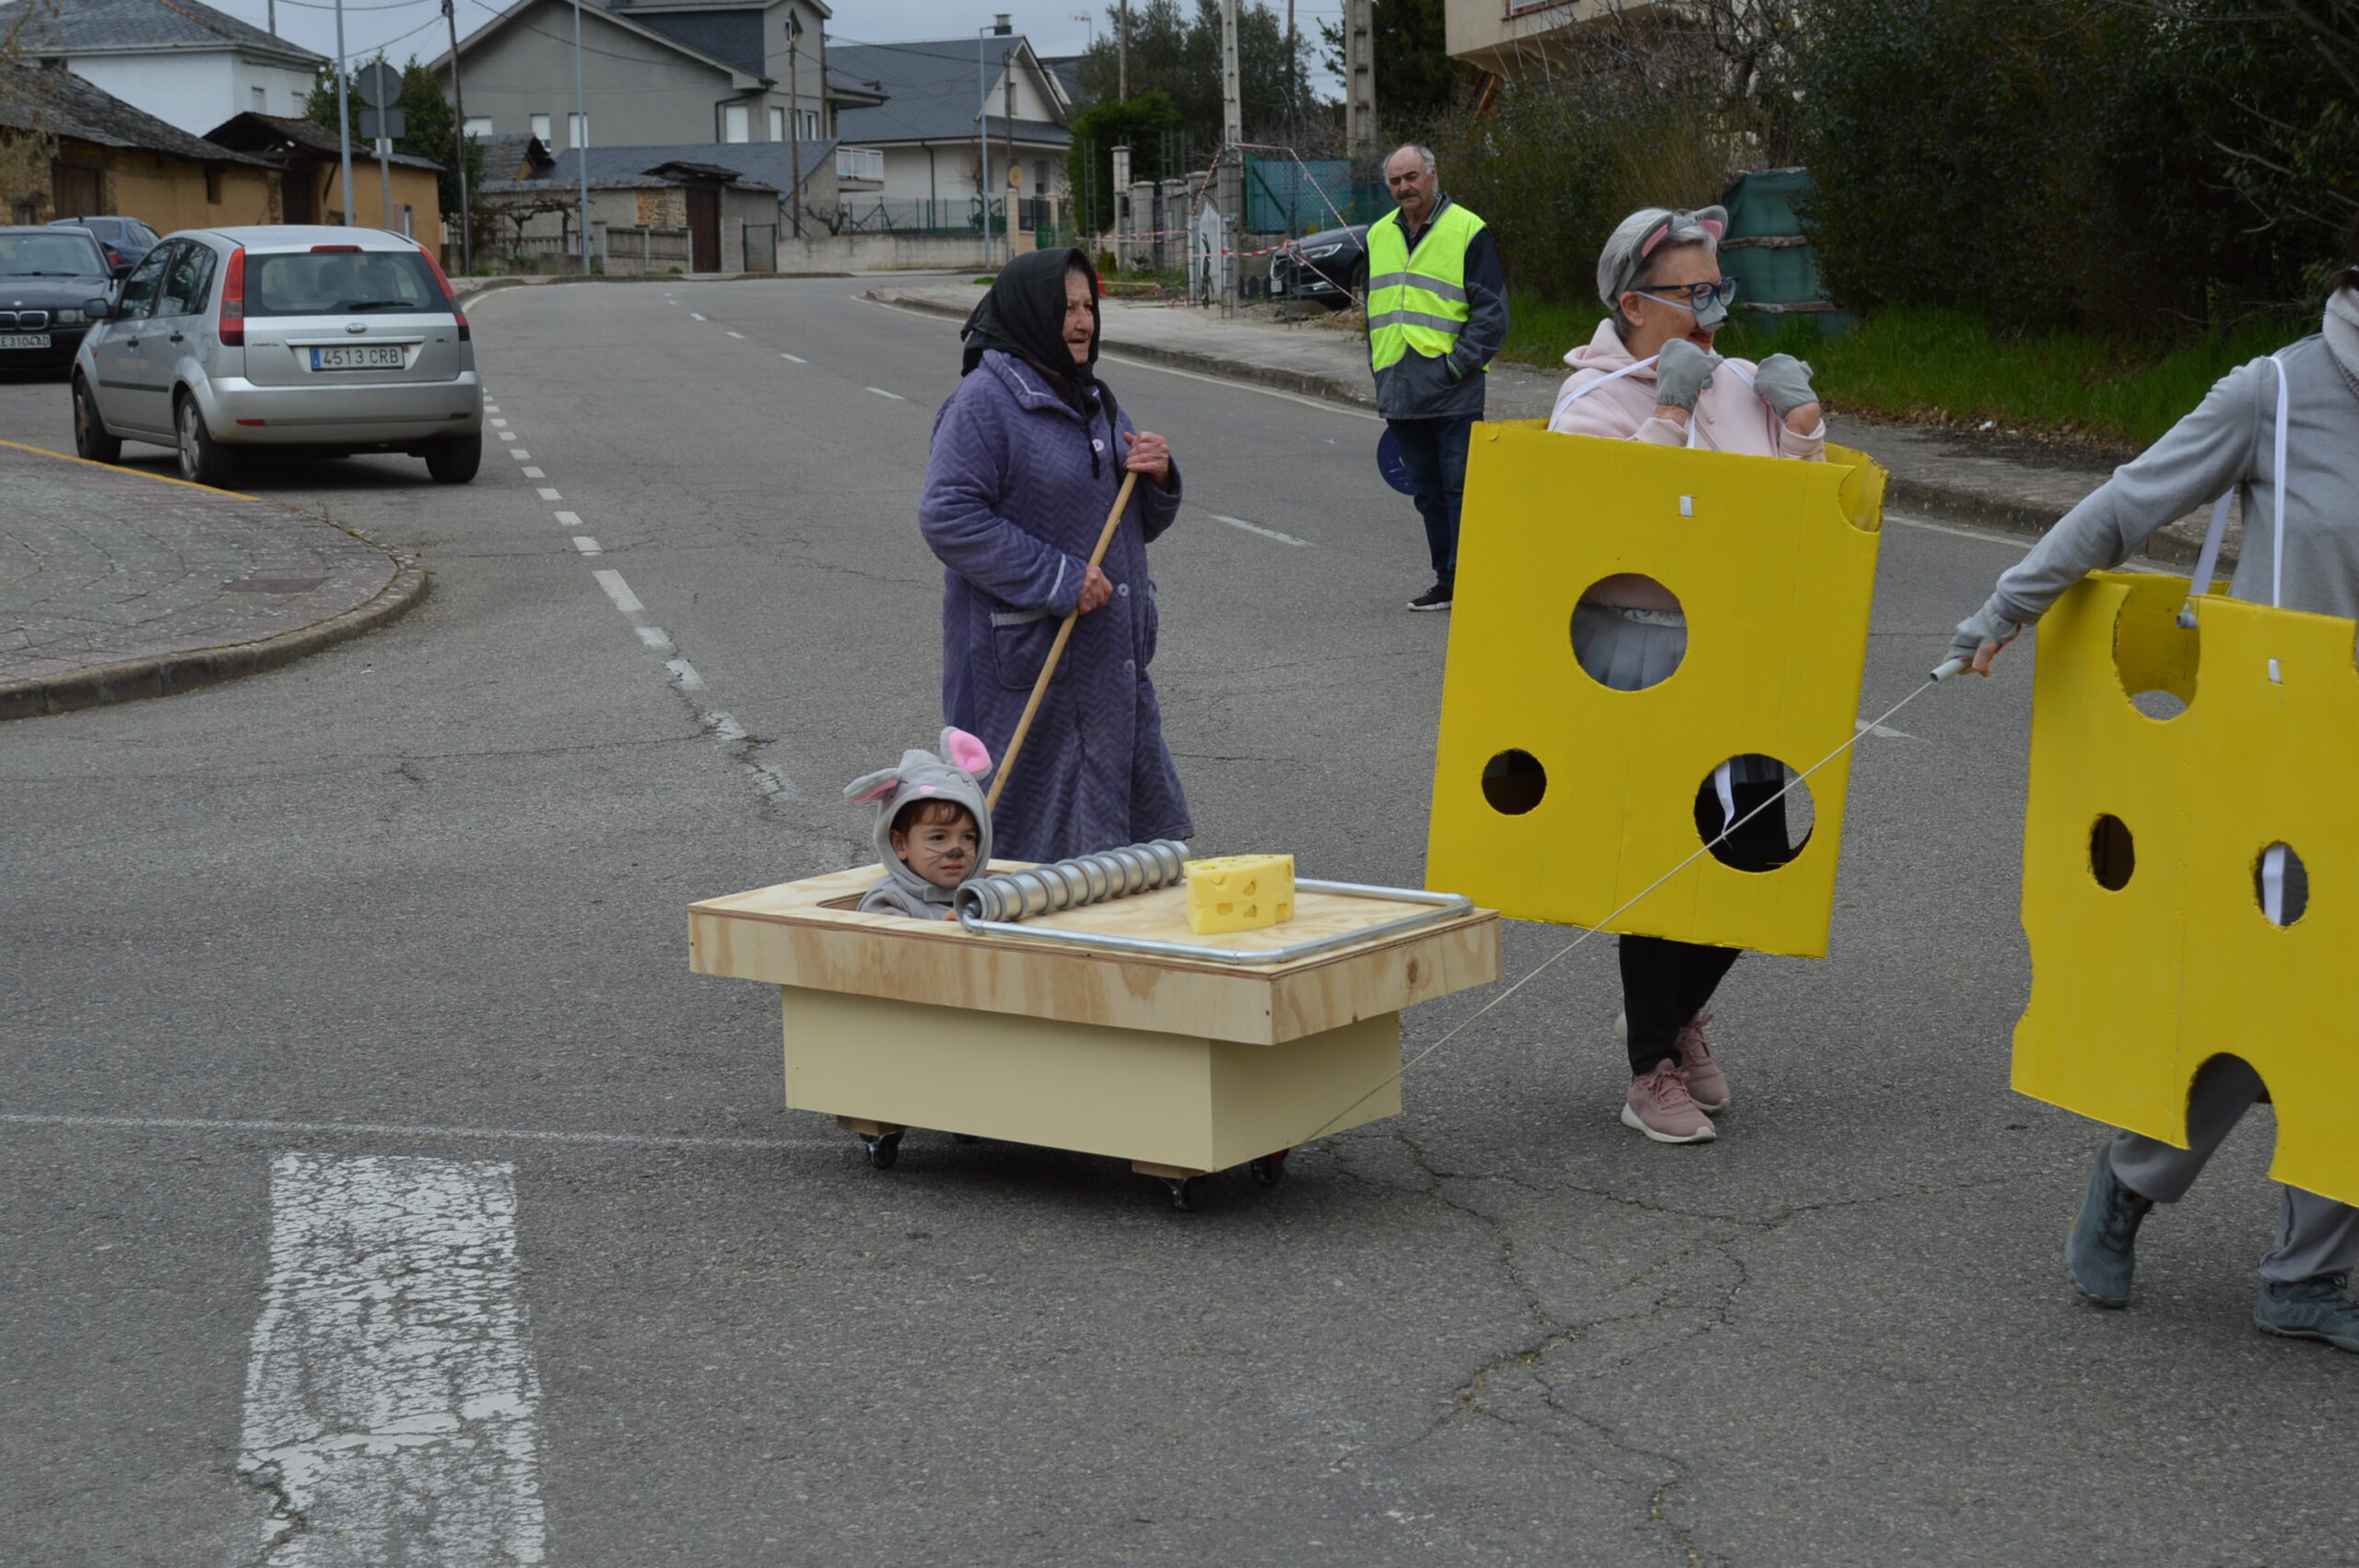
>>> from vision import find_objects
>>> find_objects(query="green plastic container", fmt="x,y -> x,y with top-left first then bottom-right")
1719,169 -> 1848,336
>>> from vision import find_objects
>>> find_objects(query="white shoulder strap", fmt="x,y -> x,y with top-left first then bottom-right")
2179,353 -> 2291,626
1561,353 -> 1778,450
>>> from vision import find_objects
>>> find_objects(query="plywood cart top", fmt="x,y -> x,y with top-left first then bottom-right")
690,864 -> 1501,1047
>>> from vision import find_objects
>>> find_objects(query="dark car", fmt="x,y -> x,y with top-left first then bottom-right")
1269,223 -> 1370,306
0,227 -> 113,377
50,214 -> 159,273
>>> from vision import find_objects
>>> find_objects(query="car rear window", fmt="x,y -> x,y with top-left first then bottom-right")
0,232 -> 106,275
247,250 -> 445,317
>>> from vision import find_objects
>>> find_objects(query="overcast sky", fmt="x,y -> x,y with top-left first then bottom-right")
209,1 -> 1342,88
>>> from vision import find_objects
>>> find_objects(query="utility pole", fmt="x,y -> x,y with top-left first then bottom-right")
1219,0 -> 1240,298
976,22 -> 993,268
572,0 -> 590,273
785,9 -> 803,239
334,0 -> 354,225
375,57 -> 393,228
445,0 -> 470,272
267,0 -> 276,36
1347,0 -> 1376,162
1117,0 -> 1128,100
1285,0 -> 1296,129
1003,51 -> 1016,238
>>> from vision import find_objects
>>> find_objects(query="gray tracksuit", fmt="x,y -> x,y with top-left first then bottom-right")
1991,294 -> 2359,1284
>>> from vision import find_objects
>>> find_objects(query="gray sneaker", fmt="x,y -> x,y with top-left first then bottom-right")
2066,1141 -> 2152,1306
2254,1274 -> 2359,1352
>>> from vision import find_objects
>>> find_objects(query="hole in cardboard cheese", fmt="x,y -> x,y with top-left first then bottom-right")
2254,843 -> 2309,926
2113,595 -> 2198,719
1571,578 -> 1684,690
1481,749 -> 1547,814
2090,814 -> 2136,891
1693,755 -> 1813,871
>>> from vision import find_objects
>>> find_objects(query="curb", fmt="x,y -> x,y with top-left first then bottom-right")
871,288 -> 2231,574
0,560 -> 429,722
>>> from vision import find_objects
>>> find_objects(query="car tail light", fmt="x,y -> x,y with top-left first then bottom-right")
419,248 -> 469,343
219,246 -> 246,347
311,244 -> 362,253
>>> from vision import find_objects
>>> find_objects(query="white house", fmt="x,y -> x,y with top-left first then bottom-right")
0,0 -> 327,137
828,31 -> 1071,227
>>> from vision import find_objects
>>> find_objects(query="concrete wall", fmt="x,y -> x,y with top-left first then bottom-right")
775,229 -> 1031,273
66,50 -> 317,137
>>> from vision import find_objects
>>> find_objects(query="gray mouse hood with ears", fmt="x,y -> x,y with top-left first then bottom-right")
843,727 -> 995,917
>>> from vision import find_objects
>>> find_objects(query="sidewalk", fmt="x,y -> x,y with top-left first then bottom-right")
868,282 -> 2231,568
0,440 -> 424,720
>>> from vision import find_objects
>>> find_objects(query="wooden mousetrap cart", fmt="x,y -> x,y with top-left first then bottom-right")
688,863 -> 1500,1209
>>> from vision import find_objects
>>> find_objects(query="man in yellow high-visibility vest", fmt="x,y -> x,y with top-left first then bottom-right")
1367,143 -> 1508,612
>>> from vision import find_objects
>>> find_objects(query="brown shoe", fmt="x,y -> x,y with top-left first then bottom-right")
1675,1012 -> 1728,1111
1621,1060 -> 1717,1143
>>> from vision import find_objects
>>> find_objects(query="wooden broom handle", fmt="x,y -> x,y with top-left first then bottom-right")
987,470 -> 1140,813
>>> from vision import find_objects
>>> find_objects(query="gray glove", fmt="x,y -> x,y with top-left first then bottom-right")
1652,338 -> 1721,412
1752,353 -> 1819,418
1948,595 -> 2025,667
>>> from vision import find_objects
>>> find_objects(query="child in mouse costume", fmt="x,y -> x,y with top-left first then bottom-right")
843,728 -> 996,919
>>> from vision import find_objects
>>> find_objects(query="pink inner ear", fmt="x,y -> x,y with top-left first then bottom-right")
1698,218 -> 1725,240
920,785 -> 937,793
852,780 -> 898,802
945,729 -> 992,774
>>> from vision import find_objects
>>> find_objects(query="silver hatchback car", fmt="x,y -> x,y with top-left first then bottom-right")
71,225 -> 482,486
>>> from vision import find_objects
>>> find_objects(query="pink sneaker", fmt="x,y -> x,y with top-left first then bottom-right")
1622,1060 -> 1717,1143
1676,1012 -> 1728,1111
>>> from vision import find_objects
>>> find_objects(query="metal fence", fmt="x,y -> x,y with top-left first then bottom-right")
835,196 -> 999,237
743,222 -> 778,273
1244,158 -> 1378,234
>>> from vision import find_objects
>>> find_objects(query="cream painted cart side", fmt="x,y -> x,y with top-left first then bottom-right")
690,865 -> 1501,1208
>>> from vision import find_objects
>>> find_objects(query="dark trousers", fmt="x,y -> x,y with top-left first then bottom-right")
1388,415 -> 1473,587
1619,777 -> 1793,1074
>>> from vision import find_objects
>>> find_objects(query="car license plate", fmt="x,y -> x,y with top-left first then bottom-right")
311,344 -> 405,369
0,333 -> 52,349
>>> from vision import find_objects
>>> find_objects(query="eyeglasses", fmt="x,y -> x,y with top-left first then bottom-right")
1634,277 -> 1739,312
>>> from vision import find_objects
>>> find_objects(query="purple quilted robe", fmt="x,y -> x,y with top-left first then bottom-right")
919,350 -> 1193,862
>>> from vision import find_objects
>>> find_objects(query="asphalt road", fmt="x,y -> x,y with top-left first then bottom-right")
4,275 -> 2351,1567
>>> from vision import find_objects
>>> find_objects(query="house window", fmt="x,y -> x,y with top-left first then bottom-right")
1034,159 -> 1048,193
722,104 -> 750,143
530,112 -> 551,142
801,109 -> 818,139
567,111 -> 588,149
251,85 -> 266,113
464,116 -> 494,138
768,106 -> 785,142
400,205 -> 414,238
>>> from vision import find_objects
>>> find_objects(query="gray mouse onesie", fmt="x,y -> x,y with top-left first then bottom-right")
843,727 -> 996,919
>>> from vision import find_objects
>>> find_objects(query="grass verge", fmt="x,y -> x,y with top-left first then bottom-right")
1497,293 -> 2307,450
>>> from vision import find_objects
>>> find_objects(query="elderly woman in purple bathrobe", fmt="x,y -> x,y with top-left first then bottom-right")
918,248 -> 1192,862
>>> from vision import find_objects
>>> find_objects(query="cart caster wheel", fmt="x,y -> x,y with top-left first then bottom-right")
862,1132 -> 902,1169
1164,1176 -> 1198,1212
1248,1150 -> 1289,1188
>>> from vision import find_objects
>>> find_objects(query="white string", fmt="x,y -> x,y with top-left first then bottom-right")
1294,673 -> 1950,1144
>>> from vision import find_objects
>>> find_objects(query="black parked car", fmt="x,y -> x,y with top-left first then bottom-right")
0,228 -> 115,377
50,214 -> 158,273
1269,223 -> 1369,306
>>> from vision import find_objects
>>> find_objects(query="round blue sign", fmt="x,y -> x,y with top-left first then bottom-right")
1377,427 -> 1414,495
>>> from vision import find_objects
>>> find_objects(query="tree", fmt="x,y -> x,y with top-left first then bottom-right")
1074,0 -> 1322,152
306,57 -> 484,236
1065,90 -> 1185,231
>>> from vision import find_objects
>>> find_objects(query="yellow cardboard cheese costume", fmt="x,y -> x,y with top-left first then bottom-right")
1426,421 -> 1885,958
2014,570 -> 2359,1206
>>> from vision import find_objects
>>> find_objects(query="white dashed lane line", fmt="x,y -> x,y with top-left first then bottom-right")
634,626 -> 673,651
508,450 -> 531,461
554,510 -> 581,529
491,418 -> 508,428
1210,513 -> 1311,546
866,387 -> 905,401
779,352 -> 805,363
592,570 -> 643,614
499,431 -> 517,441
665,658 -> 705,691
536,486 -> 561,500
571,536 -> 602,556
689,311 -> 707,322
726,331 -> 746,339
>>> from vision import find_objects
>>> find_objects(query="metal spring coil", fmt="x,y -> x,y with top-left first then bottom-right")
953,839 -> 1191,924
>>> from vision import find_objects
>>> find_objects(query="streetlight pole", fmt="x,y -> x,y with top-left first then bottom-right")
785,11 -> 802,239
977,23 -> 993,269
334,0 -> 355,225
572,0 -> 590,273
445,0 -> 471,272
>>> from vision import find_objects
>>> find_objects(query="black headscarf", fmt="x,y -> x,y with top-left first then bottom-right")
959,247 -> 1121,475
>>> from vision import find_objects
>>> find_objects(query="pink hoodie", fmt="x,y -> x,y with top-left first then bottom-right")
1546,318 -> 1825,461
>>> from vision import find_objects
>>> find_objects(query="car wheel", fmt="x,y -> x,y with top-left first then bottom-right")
175,393 -> 237,488
73,376 -> 122,463
424,433 -> 482,485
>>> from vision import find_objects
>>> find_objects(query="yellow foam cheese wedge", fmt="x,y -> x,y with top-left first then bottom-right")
1184,854 -> 1297,935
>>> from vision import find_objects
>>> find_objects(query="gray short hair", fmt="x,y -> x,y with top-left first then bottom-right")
1386,144 -> 1437,178
1597,205 -> 1729,322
